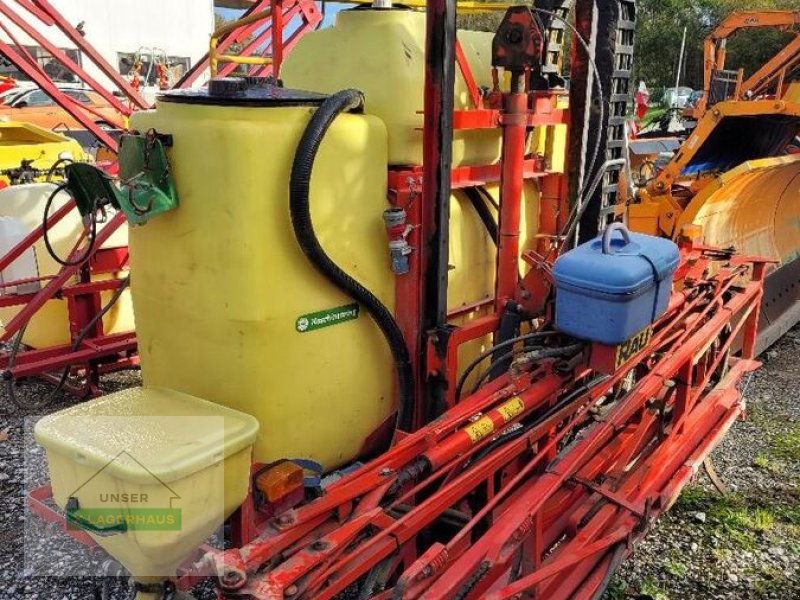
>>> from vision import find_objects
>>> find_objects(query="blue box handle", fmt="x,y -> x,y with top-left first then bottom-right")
602,222 -> 674,283
602,222 -> 631,255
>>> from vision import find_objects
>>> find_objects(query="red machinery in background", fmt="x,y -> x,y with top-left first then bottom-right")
0,0 -> 321,404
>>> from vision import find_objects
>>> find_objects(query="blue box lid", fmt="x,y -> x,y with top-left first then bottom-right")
553,224 -> 680,295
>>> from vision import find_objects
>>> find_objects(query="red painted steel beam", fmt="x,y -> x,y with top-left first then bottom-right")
271,0 -> 284,76
2,333 -> 136,377
0,2 -> 132,116
495,80 -> 528,310
0,212 -> 125,342
0,40 -> 119,149
27,0 -> 149,109
455,38 -> 483,108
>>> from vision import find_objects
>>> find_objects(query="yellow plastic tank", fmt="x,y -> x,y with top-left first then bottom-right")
448,182 -> 540,388
282,8 -> 502,167
34,387 -> 259,579
0,183 -> 132,348
129,86 -> 395,471
0,121 -> 86,185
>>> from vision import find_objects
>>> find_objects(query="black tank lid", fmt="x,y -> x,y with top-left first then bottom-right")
159,77 -> 327,107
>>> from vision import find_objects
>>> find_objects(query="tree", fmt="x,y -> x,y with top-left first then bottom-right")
634,0 -> 800,90
460,1 -> 800,92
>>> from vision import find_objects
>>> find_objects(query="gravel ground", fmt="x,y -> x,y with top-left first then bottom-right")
605,325 -> 800,600
1,327 -> 798,599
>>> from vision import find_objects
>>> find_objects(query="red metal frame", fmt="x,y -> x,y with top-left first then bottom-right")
147,244 -> 765,600
0,208 -> 136,398
21,4 -> 777,599
25,0 -> 150,110
0,3 -> 133,118
176,0 -> 322,88
2,0 -> 321,150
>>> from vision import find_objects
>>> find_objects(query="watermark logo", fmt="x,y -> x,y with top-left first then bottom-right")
65,450 -> 182,533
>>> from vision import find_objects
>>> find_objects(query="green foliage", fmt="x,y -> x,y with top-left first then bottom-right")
605,579 -> 629,600
774,498 -> 800,525
674,487 -> 776,548
634,0 -> 800,89
753,454 -> 783,474
664,552 -> 689,579
640,576 -> 670,600
772,424 -> 800,460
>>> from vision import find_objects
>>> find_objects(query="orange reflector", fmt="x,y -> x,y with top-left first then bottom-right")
680,224 -> 704,244
255,461 -> 304,502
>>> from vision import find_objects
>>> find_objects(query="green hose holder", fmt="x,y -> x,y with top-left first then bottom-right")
63,129 -> 178,226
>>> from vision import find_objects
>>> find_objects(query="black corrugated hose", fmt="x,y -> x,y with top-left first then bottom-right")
289,89 -> 415,432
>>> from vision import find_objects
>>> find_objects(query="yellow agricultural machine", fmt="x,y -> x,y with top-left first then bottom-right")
15,3 -> 799,600
630,10 -> 800,352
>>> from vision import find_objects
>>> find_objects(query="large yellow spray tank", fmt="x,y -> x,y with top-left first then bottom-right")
129,11 -> 553,471
129,87 -> 396,471
282,6 -> 553,388
283,8 -> 501,167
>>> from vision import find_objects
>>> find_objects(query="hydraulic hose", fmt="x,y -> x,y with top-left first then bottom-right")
43,182 -> 97,267
463,186 -> 498,245
289,89 -> 415,432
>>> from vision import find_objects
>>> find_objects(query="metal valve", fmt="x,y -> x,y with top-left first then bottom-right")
383,208 -> 414,275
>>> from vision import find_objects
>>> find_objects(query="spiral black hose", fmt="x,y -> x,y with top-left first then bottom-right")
289,89 -> 415,432
42,182 -> 97,267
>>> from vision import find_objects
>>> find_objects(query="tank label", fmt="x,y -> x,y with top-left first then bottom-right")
296,303 -> 360,333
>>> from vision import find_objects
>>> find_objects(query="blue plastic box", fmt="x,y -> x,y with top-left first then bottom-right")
553,223 -> 680,345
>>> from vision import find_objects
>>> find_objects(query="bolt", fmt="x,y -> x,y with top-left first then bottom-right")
277,514 -> 293,526
285,585 -> 299,597
506,26 -> 523,44
221,570 -> 243,587
379,467 -> 394,476
312,540 -> 328,551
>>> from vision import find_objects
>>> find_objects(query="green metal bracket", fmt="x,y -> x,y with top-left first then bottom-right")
62,129 -> 178,226
117,131 -> 179,225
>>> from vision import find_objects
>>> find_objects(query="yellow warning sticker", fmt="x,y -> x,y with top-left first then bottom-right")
614,325 -> 654,370
497,396 -> 525,422
465,416 -> 495,443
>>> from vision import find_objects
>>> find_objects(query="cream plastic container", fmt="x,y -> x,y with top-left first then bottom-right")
34,387 -> 259,578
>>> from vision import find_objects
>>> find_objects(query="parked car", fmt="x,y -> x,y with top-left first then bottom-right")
0,87 -> 123,131
661,86 -> 694,109
686,89 -> 704,108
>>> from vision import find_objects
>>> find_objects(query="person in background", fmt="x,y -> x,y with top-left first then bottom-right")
635,81 -> 650,120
